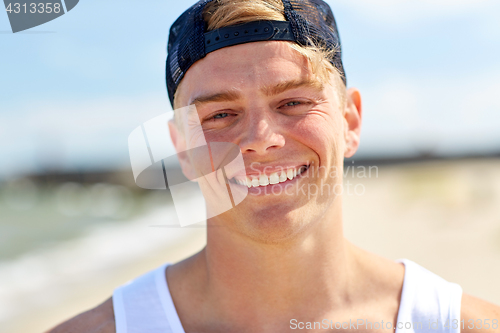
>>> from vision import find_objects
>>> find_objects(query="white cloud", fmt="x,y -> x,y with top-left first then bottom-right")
357,68 -> 500,156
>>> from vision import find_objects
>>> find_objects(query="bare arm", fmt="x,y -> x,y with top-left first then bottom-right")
44,297 -> 115,333
461,293 -> 500,333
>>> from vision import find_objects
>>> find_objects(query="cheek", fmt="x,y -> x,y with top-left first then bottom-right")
186,123 -> 208,148
198,129 -> 236,143
288,112 -> 344,154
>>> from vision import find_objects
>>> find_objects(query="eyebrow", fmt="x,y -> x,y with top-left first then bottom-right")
262,78 -> 324,97
190,78 -> 324,108
191,91 -> 242,107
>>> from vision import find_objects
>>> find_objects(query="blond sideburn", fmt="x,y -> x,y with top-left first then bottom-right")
174,0 -> 346,123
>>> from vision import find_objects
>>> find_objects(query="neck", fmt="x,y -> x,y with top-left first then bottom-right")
197,197 -> 360,323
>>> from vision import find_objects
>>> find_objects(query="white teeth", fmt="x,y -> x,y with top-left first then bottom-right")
269,172 -> 280,184
251,178 -> 260,187
279,171 -> 287,182
259,174 -> 269,186
244,166 -> 307,188
232,178 -> 253,186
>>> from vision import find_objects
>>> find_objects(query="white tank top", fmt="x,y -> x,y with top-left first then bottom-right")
112,259 -> 463,333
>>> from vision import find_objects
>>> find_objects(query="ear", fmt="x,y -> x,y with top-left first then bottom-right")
168,119 -> 198,181
343,87 -> 363,158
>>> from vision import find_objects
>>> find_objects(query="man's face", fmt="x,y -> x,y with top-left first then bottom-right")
172,41 -> 359,243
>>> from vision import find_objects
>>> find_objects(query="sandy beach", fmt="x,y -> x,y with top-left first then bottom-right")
2,159 -> 499,333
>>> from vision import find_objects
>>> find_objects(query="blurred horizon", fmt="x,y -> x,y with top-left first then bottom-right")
1,0 -> 500,180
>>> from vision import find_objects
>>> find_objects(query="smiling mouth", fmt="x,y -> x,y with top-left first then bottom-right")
229,165 -> 310,188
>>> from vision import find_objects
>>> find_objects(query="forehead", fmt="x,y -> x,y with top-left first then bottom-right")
176,41 -> 313,106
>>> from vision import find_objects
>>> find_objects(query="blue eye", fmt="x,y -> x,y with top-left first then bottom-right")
212,113 -> 229,120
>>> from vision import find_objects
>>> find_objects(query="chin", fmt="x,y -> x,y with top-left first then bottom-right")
231,205 -> 317,245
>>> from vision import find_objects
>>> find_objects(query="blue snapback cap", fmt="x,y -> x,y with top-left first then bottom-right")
166,0 -> 346,107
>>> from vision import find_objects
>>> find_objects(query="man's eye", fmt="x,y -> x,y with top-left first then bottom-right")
212,113 -> 229,120
283,101 -> 301,107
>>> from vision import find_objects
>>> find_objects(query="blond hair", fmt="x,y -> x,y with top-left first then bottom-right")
174,0 -> 346,116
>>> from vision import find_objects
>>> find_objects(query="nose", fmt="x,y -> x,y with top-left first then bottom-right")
238,110 -> 285,155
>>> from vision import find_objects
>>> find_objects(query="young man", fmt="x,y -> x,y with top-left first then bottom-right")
48,0 -> 500,332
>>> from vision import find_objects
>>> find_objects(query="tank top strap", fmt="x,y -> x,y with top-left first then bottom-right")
112,263 -> 185,333
395,259 -> 463,333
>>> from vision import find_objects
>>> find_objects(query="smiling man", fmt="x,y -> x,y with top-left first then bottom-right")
47,0 -> 500,332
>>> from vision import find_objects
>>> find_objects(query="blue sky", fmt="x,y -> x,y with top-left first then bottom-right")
1,0 -> 500,178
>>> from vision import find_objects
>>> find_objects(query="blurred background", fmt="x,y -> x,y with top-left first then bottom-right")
1,0 -> 499,332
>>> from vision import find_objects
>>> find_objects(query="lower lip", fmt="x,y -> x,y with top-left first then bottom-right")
230,168 -> 309,197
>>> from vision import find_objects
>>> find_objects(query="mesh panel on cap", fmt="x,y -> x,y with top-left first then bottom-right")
166,0 -> 346,107
166,0 -> 212,106
283,0 -> 345,82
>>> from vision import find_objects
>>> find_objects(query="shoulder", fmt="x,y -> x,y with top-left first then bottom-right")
460,293 -> 500,333
44,297 -> 115,333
